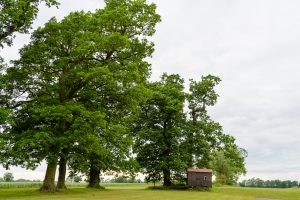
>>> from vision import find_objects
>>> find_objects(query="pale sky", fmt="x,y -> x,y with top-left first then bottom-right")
1,0 -> 300,181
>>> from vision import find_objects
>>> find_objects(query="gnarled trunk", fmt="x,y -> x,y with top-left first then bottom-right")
88,165 -> 101,188
56,156 -> 67,190
40,159 -> 58,192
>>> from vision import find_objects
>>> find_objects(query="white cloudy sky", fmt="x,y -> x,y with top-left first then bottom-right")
1,0 -> 300,181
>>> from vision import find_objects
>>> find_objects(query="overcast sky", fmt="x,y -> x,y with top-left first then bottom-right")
2,0 -> 300,181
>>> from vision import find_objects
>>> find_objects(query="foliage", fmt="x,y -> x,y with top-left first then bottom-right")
1,0 -> 160,191
144,173 -> 161,187
184,75 -> 223,168
183,75 -> 247,185
109,175 -> 138,183
0,0 -> 247,193
0,0 -> 59,47
240,178 -> 299,188
73,176 -> 82,183
134,74 -> 186,186
14,178 -> 41,182
0,0 -> 59,168
148,184 -> 188,190
3,172 -> 14,182
211,148 -> 247,185
135,74 -> 247,187
64,0 -> 160,188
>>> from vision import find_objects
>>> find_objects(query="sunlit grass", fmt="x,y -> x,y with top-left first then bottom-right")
0,183 -> 299,200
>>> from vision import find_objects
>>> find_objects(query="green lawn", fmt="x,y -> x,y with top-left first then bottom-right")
0,183 -> 299,200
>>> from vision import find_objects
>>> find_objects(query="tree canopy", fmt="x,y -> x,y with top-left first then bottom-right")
134,74 -> 186,186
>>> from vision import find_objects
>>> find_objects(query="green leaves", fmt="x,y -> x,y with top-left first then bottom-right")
134,73 -> 246,186
0,0 -> 247,190
2,1 -> 160,186
0,0 -> 59,47
188,75 -> 221,116
211,148 -> 247,185
134,74 -> 186,185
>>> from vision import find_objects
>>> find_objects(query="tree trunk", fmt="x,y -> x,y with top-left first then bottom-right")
186,131 -> 194,168
163,168 -> 171,186
187,109 -> 197,168
40,159 -> 58,192
88,165 -> 101,188
162,119 -> 172,187
56,156 -> 67,190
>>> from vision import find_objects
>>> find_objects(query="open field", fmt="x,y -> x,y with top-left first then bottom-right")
0,183 -> 299,200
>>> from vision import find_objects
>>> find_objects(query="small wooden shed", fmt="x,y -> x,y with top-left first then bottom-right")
187,168 -> 213,188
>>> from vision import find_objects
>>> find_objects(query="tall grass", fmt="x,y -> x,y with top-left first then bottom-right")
0,182 -> 42,189
0,182 -> 90,189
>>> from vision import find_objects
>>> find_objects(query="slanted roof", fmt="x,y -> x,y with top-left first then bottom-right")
187,168 -> 212,173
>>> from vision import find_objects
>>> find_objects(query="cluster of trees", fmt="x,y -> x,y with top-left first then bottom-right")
239,178 -> 299,188
133,74 -> 247,186
108,176 -> 141,183
0,0 -> 246,192
0,173 -> 41,183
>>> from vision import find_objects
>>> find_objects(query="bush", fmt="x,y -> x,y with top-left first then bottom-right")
148,184 -> 188,190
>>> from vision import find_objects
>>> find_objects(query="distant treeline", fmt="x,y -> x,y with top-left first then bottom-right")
106,176 -> 142,183
239,178 -> 299,188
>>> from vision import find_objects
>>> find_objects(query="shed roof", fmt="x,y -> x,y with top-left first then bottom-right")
187,168 -> 212,173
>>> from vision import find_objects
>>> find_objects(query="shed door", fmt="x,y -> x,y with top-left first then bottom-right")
203,176 -> 208,187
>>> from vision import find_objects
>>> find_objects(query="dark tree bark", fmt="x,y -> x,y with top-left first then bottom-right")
186,131 -> 194,168
186,108 -> 198,168
88,164 -> 101,188
56,156 -> 67,190
163,168 -> 171,186
161,119 -> 172,187
40,158 -> 58,192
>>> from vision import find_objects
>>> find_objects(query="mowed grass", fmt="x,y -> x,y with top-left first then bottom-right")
0,183 -> 299,200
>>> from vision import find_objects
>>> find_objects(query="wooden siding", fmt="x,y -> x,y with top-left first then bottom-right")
187,172 -> 212,188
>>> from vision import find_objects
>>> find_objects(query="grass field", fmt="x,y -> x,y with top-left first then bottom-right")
0,183 -> 299,200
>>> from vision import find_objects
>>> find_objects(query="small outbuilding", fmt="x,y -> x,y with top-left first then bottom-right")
187,168 -> 213,188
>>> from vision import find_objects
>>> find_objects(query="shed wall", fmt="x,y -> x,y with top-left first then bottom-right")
187,172 -> 212,188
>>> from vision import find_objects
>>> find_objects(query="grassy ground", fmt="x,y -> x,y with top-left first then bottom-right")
0,183 -> 299,200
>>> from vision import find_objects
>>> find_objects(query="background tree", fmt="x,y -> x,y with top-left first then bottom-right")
184,75 -> 222,168
3,172 -> 14,182
240,178 -> 299,188
134,74 -> 186,186
183,75 -> 247,182
73,176 -> 82,183
212,146 -> 247,185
